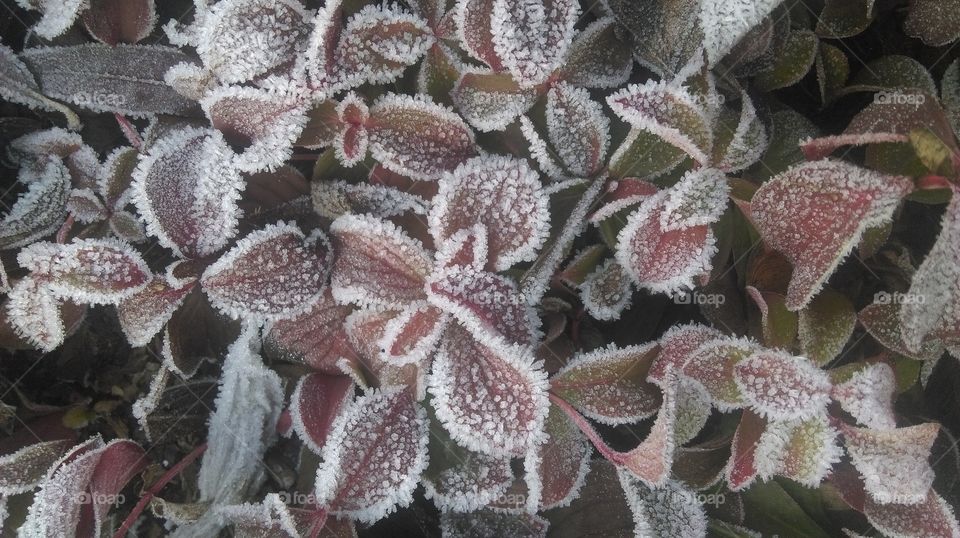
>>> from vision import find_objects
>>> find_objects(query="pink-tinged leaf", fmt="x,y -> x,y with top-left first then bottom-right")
751,160 -> 914,310
82,0 -> 156,44
490,0 -> 579,88
5,277 -> 65,352
344,308 -> 425,396
560,17 -> 633,88
117,274 -> 195,347
20,239 -> 151,305
131,126 -> 245,259
367,93 -> 478,181
329,214 -> 432,309
726,410 -> 765,490
606,81 -> 713,165
716,91 -> 768,172
682,337 -> 759,410
451,70 -> 540,132
66,188 -> 107,224
754,415 -> 841,487
546,82 -> 610,177
732,350 -> 831,421
313,180 -> 427,220
264,290 -> 357,374
441,510 -> 548,537
201,85 -> 310,173
193,0 -> 311,84
423,450 -> 514,512
529,403 -> 590,510
660,168 -> 729,231
860,302 -> 944,361
617,472 -> 708,537
428,324 -> 548,457
863,490 -> 960,538
290,373 -> 354,454
832,362 -> 897,430
589,178 -> 660,225
379,302 -> 447,365
201,222 -> 332,321
649,323 -> 725,384
83,439 -> 148,537
579,258 -> 633,321
0,439 -> 73,495
0,157 -> 70,250
842,422 -> 939,505
434,225 -> 489,271
430,155 -> 549,271
427,266 -> 539,349
614,192 -> 716,295
551,343 -> 662,425
455,0 -> 503,69
314,387 -> 429,524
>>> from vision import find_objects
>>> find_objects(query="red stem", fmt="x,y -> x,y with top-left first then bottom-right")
112,442 -> 208,538
548,392 -> 624,465
114,113 -> 143,150
56,214 -> 75,244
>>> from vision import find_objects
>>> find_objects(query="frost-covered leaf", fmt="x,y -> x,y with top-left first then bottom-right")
434,225 -> 489,271
673,378 -> 712,445
367,94 -> 478,181
290,373 -> 354,455
905,0 -> 960,47
617,472 -> 708,538
81,0 -> 156,45
614,192 -> 716,295
699,0 -> 782,65
490,0 -> 578,88
18,0 -> 84,39
66,188 -> 107,224
732,349 -> 831,421
0,157 -> 70,250
529,403 -> 590,510
0,45 -> 80,129
201,222 -> 331,321
456,0 -> 502,69
97,147 -> 138,209
754,415 -> 841,487
560,17 -> 633,88
427,266 -> 539,347
423,446 -> 514,512
716,92 -> 768,172
589,178 -> 660,226
329,214 -> 432,309
264,290 -> 357,374
649,323 -> 725,384
5,277 -> 64,352
202,85 -> 309,173
379,302 -> 447,365
430,155 -> 548,271
863,490 -> 960,538
428,324 -> 548,456
660,168 -> 729,231
19,44 -> 199,117
344,308 -> 425,394
20,239 -> 151,305
751,160 -> 913,310
117,274 -> 195,346
440,510 -> 548,537
859,302 -> 944,361
314,387 -> 428,524
312,180 -> 427,219
842,422 -> 939,505
607,80 -> 713,165
682,337 -> 758,409
798,289 -> 856,366
0,439 -> 73,496
579,258 -> 632,321
726,410 -> 765,490
753,29 -> 819,92
545,82 -> 609,177
816,0 -> 875,38
451,70 -> 540,132
551,343 -> 662,425
832,362 -> 897,430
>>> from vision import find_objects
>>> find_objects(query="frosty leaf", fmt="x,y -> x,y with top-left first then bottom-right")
545,82 -> 610,177
201,222 -> 331,321
5,277 -> 64,352
367,94 -> 478,181
614,192 -> 716,295
19,44 -> 199,117
290,373 -> 354,454
716,92 -> 768,172
20,239 -> 151,305
428,324 -> 548,456
617,472 -> 708,538
560,17 -> 633,88
589,177 -> 660,225
753,29 -> 819,92
344,309 -> 425,395
579,258 -> 633,321
430,155 -> 549,271
117,274 -> 195,347
19,0 -> 84,39
832,362 -> 897,430
423,447 -> 514,512
682,337 -> 758,409
490,0 -> 579,88
529,403 -> 590,510
798,289 -> 857,366
751,160 -> 913,310
440,510 -> 548,537
379,302 -> 447,365
904,0 -> 960,47
66,189 -> 106,225
863,490 -> 960,538
97,146 -> 138,207
202,85 -> 309,173
660,168 -> 729,231
314,387 -> 429,524
81,0 -> 157,45
296,100 -> 341,148
434,225 -> 489,271
725,410 -> 765,490
649,323 -> 725,384
673,378 -> 712,445
264,290 -> 357,374
0,45 -> 79,129
732,349 -> 831,421
329,214 -> 432,309
195,0 -> 311,84
0,439 -> 73,495
607,81 -> 713,165
842,422 -> 939,505
84,439 -> 149,537
753,415 -> 841,487
698,0 -> 781,65
0,157 -> 69,250
859,302 -> 944,361
451,70 -> 540,132
551,343 -> 662,425
456,0 -> 503,69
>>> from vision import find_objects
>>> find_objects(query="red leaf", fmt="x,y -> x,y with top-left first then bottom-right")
434,225 -> 489,271
841,422 -> 940,505
379,302 -> 447,364
863,490 -> 960,538
117,274 -> 196,347
314,387 -> 429,524
859,302 -> 944,361
455,0 -> 503,70
264,290 -> 357,374
82,440 -> 148,537
201,222 -> 332,320
589,177 -> 660,225
81,0 -> 156,45
751,160 -> 913,310
732,349 -> 832,421
451,70 -> 540,132
290,373 -> 354,454
725,410 -> 765,490
345,308 -> 426,396
649,323 -> 724,384
681,337 -> 759,410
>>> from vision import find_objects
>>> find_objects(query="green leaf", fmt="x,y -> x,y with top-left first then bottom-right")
840,55 -> 937,97
816,0 -> 875,38
754,30 -> 818,92
740,480 -> 832,538
816,42 -> 849,105
910,128 -> 956,176
798,289 -> 856,366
